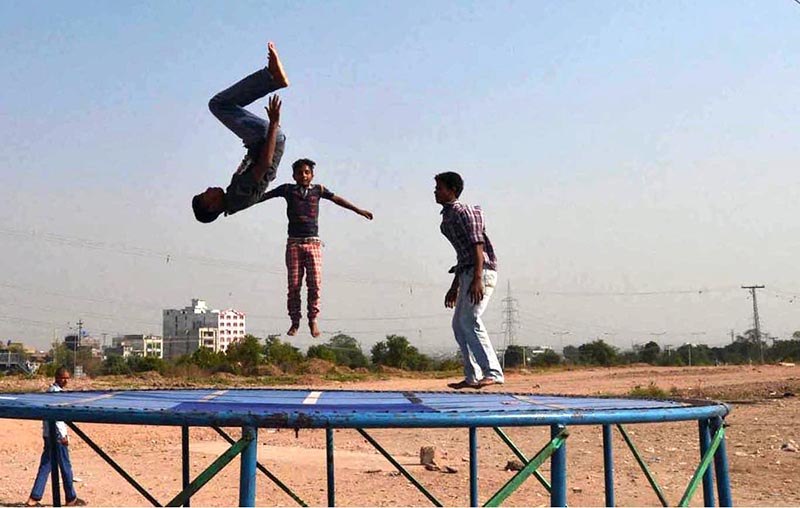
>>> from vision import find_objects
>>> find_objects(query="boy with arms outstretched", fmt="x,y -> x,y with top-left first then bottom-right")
260,159 -> 373,336
192,42 -> 289,223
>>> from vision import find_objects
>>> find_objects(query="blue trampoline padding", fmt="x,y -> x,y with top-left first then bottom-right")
173,402 -> 439,414
0,389 -> 729,429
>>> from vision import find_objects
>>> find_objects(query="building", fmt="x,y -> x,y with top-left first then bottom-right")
105,334 -> 163,359
162,299 -> 246,360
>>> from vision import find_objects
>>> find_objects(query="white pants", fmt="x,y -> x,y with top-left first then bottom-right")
452,269 -> 503,384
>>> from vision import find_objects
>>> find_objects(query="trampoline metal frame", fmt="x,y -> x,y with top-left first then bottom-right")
2,389 -> 732,507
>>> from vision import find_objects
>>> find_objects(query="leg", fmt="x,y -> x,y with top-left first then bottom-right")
453,276 -> 484,384
460,270 -> 504,384
285,243 -> 303,334
57,442 -> 77,503
28,440 -> 51,504
305,242 -> 323,337
208,51 -> 286,149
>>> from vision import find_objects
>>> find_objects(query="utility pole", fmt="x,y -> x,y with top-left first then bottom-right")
741,285 -> 765,364
75,319 -> 83,376
501,281 -> 520,366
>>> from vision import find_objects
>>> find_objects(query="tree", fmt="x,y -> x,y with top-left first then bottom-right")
326,334 -> 369,368
307,344 -> 337,363
226,335 -> 263,374
639,341 -> 661,364
263,336 -> 304,369
577,340 -> 618,366
562,345 -> 581,364
530,349 -> 561,367
102,355 -> 130,375
370,335 -> 432,370
189,347 -> 226,370
504,345 -> 525,368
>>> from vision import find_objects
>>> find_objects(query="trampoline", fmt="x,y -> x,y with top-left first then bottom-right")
0,388 -> 732,507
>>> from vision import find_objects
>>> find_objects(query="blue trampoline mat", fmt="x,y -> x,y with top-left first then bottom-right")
0,389 -> 728,429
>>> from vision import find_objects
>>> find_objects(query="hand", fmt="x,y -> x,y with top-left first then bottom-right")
444,287 -> 458,308
359,209 -> 373,220
60,437 -> 69,446
266,95 -> 281,123
469,277 -> 484,305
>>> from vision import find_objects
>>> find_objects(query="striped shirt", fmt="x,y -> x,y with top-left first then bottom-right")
440,201 -> 497,274
261,183 -> 335,238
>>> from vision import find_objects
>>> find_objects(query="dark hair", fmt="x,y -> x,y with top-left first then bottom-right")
55,366 -> 70,379
192,194 -> 222,223
435,171 -> 464,198
292,158 -> 316,173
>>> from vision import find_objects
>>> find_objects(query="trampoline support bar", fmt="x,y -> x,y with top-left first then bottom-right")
617,424 -> 669,507
484,427 -> 568,507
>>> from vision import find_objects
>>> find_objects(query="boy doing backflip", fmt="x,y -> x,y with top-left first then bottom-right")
259,159 -> 373,337
192,42 -> 289,223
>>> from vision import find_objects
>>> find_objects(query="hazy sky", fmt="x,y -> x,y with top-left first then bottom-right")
1,1 -> 798,354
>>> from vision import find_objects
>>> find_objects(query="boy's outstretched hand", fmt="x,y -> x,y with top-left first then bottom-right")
266,95 -> 281,124
358,209 -> 374,220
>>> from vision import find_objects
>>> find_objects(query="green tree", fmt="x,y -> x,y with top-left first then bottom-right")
190,347 -> 226,370
530,349 -> 562,367
102,355 -> 130,375
127,355 -> 166,373
327,334 -> 369,368
639,341 -> 661,364
577,340 -> 618,366
370,335 -> 432,371
307,344 -> 337,363
504,345 -> 525,368
263,336 -> 304,369
562,345 -> 581,364
226,335 -> 263,374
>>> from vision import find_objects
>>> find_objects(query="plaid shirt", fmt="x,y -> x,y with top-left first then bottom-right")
440,201 -> 497,274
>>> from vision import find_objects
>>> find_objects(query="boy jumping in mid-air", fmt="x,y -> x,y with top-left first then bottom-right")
192,42 -> 289,223
259,159 -> 373,337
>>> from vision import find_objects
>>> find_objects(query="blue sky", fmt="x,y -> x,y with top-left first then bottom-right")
1,1 -> 798,353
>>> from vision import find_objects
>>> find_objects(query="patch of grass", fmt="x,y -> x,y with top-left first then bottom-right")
322,372 -> 369,383
628,382 -> 671,399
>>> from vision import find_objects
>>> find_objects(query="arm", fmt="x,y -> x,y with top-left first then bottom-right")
331,195 -> 373,220
251,95 -> 282,182
444,273 -> 459,308
468,243 -> 485,304
256,184 -> 286,204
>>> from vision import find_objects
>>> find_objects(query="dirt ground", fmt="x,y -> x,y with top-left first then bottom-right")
0,364 -> 798,507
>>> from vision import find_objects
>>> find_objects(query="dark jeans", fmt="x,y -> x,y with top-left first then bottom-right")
29,438 -> 76,502
208,66 -> 286,168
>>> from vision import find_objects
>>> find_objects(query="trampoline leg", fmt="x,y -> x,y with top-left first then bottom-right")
48,421 -> 62,507
326,428 -> 335,507
699,419 -> 716,507
711,417 -> 733,507
602,424 -> 615,507
469,427 -> 478,507
182,426 -> 190,507
551,424 -> 567,507
238,426 -> 258,507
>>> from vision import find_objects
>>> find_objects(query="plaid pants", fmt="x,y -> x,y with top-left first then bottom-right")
285,239 -> 322,324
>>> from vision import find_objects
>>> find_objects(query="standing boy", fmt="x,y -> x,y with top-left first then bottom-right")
192,42 -> 288,223
260,158 -> 373,337
26,367 -> 85,507
434,172 -> 504,389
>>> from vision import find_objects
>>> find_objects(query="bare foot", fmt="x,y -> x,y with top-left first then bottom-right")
267,41 -> 289,88
309,320 -> 321,337
287,324 -> 299,336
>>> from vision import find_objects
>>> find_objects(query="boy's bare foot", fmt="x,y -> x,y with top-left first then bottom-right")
309,320 -> 321,337
287,324 -> 299,336
267,41 -> 289,88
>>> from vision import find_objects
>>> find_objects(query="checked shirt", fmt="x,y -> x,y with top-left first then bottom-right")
440,201 -> 497,274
